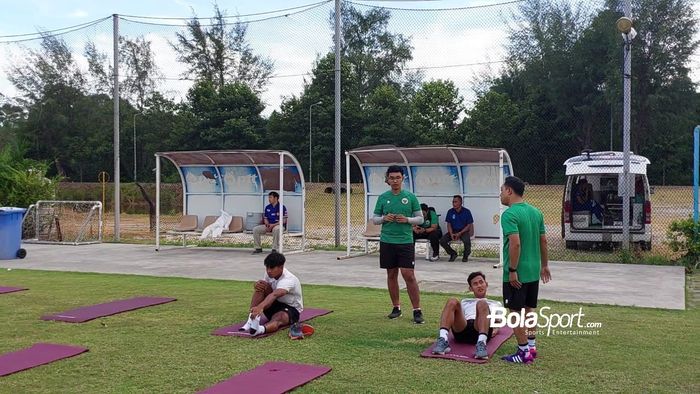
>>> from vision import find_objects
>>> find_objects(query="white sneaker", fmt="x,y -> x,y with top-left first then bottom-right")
430,255 -> 439,261
251,325 -> 266,337
249,315 -> 260,331
239,319 -> 252,332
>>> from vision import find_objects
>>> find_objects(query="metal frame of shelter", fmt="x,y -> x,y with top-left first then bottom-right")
344,145 -> 513,267
154,150 -> 306,253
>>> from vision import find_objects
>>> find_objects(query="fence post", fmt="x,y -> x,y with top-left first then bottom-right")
694,125 -> 699,240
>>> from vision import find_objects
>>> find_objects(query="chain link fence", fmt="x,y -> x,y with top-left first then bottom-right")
2,0 -> 699,261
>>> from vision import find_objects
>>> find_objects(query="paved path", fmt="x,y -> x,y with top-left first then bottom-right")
0,243 -> 686,310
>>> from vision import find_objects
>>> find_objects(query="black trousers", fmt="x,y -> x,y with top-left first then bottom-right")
439,231 -> 472,257
413,229 -> 442,257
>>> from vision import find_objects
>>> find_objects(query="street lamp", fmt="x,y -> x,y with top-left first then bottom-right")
309,101 -> 323,183
133,112 -> 143,182
616,12 -> 636,250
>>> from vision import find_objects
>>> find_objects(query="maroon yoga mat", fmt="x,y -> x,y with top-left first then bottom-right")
198,361 -> 331,394
212,308 -> 332,338
420,327 -> 513,363
0,286 -> 27,294
41,296 -> 177,323
0,343 -> 88,377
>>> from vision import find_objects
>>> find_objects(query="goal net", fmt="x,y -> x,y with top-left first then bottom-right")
22,200 -> 103,245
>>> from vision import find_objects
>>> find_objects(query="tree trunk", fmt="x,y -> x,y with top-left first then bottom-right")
135,182 -> 156,231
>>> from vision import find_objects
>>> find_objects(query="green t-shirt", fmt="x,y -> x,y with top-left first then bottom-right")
420,210 -> 438,229
373,189 -> 421,244
501,202 -> 546,283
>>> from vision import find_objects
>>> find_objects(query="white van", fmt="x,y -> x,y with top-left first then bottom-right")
561,151 -> 652,250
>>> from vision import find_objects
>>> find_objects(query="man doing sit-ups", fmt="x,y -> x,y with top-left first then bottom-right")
431,271 -> 502,359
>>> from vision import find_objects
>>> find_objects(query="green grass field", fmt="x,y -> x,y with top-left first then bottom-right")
1,270 -> 698,392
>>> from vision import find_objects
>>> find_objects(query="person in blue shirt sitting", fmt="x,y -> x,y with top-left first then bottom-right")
252,191 -> 288,254
439,195 -> 474,262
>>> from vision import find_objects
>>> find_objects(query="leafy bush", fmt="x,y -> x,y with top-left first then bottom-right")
0,144 -> 58,207
666,218 -> 700,271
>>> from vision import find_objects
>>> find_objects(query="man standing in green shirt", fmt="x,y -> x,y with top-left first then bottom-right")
499,176 -> 552,364
372,165 -> 425,324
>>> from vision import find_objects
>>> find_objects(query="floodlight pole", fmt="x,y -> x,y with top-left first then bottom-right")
334,0 -> 342,247
113,14 -> 120,241
620,3 -> 633,251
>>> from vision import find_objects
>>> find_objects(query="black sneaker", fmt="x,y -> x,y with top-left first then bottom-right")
387,306 -> 402,319
413,309 -> 425,324
252,249 -> 263,254
448,252 -> 457,262
461,256 -> 469,262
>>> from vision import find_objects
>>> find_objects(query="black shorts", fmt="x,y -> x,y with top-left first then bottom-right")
263,300 -> 300,324
453,320 -> 494,344
379,242 -> 415,269
503,280 -> 539,310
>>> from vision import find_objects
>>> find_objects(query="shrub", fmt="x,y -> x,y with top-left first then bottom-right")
0,144 -> 58,207
666,218 -> 700,272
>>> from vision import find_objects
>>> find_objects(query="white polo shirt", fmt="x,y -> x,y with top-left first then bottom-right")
264,268 -> 303,312
460,298 -> 502,321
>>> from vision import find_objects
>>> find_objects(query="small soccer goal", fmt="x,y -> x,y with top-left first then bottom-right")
22,201 -> 103,245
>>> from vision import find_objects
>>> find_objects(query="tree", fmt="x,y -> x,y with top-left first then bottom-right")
267,54 -> 350,182
178,81 -> 266,150
119,36 -> 161,110
172,4 -> 274,93
8,34 -> 86,105
359,84 -> 413,147
610,0 -> 699,184
461,91 -> 521,148
336,3 -> 414,98
85,35 -> 161,109
469,0 -> 699,184
409,80 -> 464,145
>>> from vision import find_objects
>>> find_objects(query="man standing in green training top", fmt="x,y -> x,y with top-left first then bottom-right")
499,176 -> 552,364
372,165 -> 425,324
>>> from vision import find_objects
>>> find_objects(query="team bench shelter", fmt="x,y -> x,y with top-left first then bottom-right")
154,150 -> 306,253
342,145 -> 513,266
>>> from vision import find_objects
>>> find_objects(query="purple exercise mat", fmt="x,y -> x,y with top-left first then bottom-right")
420,327 -> 513,363
0,286 -> 28,294
41,296 -> 177,323
0,343 -> 88,377
212,308 -> 332,338
198,361 -> 332,394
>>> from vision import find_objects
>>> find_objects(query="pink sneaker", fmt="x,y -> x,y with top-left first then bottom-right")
529,346 -> 538,359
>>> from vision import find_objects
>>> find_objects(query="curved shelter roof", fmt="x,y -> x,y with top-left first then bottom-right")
157,150 -> 299,167
348,145 -> 508,165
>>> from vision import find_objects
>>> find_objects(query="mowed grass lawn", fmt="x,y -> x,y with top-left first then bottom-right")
2,270 -> 698,393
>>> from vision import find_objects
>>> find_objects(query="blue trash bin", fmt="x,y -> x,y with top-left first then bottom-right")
0,207 -> 27,260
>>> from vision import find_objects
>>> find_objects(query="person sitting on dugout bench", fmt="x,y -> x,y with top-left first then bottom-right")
439,195 -> 474,262
252,191 -> 288,254
413,203 -> 442,261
